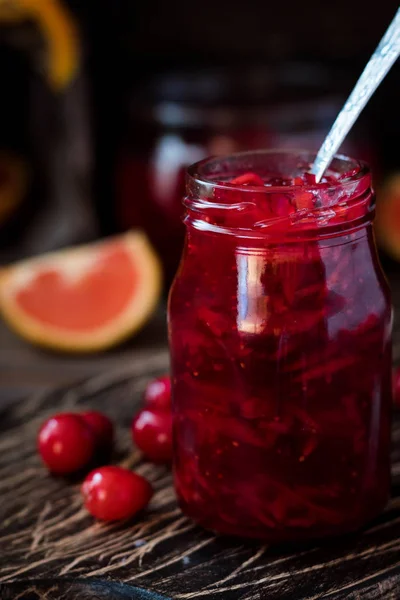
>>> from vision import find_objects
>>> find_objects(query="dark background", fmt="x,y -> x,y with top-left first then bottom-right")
0,0 -> 399,272
81,0 -> 400,227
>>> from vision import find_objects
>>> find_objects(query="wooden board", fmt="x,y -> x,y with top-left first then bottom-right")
1,349 -> 400,600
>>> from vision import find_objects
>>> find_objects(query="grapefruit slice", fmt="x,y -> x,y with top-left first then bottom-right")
0,232 -> 162,352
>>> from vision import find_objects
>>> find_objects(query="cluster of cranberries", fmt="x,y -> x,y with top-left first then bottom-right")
37,375 -> 172,522
132,375 -> 172,463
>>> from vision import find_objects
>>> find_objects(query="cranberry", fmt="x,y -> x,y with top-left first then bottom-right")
38,413 -> 95,474
144,375 -> 171,411
81,411 -> 114,452
81,466 -> 153,521
132,409 -> 173,463
393,367 -> 400,405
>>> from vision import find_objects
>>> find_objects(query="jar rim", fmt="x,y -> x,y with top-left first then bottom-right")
184,149 -> 373,239
187,149 -> 370,194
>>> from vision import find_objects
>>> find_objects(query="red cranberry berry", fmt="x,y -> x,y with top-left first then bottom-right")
81,411 -> 114,452
81,466 -> 153,521
144,375 -> 171,411
38,413 -> 95,474
393,367 -> 400,405
132,409 -> 173,463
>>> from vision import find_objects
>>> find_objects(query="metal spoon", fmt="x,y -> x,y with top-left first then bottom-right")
311,8 -> 400,182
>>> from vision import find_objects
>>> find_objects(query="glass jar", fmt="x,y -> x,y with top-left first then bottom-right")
116,64 -> 376,284
168,150 -> 392,541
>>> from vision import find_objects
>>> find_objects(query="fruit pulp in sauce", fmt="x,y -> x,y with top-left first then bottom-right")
169,168 -> 392,540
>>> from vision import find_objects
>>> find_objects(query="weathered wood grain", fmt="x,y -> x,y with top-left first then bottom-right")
1,269 -> 400,600
1,358 -> 400,600
0,578 -> 169,599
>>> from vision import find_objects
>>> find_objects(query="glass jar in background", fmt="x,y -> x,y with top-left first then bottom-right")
115,64 -> 376,284
168,150 -> 392,541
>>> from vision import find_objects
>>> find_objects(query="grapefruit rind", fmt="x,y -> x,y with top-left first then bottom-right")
0,231 -> 162,352
0,0 -> 79,91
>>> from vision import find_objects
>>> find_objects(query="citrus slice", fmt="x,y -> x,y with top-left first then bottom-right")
375,173 -> 400,261
0,232 -> 162,352
0,0 -> 79,90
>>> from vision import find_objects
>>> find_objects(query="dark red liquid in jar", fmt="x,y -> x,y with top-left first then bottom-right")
168,150 -> 392,541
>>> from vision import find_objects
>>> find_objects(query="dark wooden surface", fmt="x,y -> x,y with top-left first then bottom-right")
1,274 -> 400,600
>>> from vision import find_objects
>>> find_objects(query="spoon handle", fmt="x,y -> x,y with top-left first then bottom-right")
311,8 -> 400,182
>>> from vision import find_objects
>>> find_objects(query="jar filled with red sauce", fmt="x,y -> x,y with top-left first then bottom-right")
168,150 -> 392,541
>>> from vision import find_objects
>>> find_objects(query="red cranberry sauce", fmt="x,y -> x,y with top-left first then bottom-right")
168,154 -> 392,540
